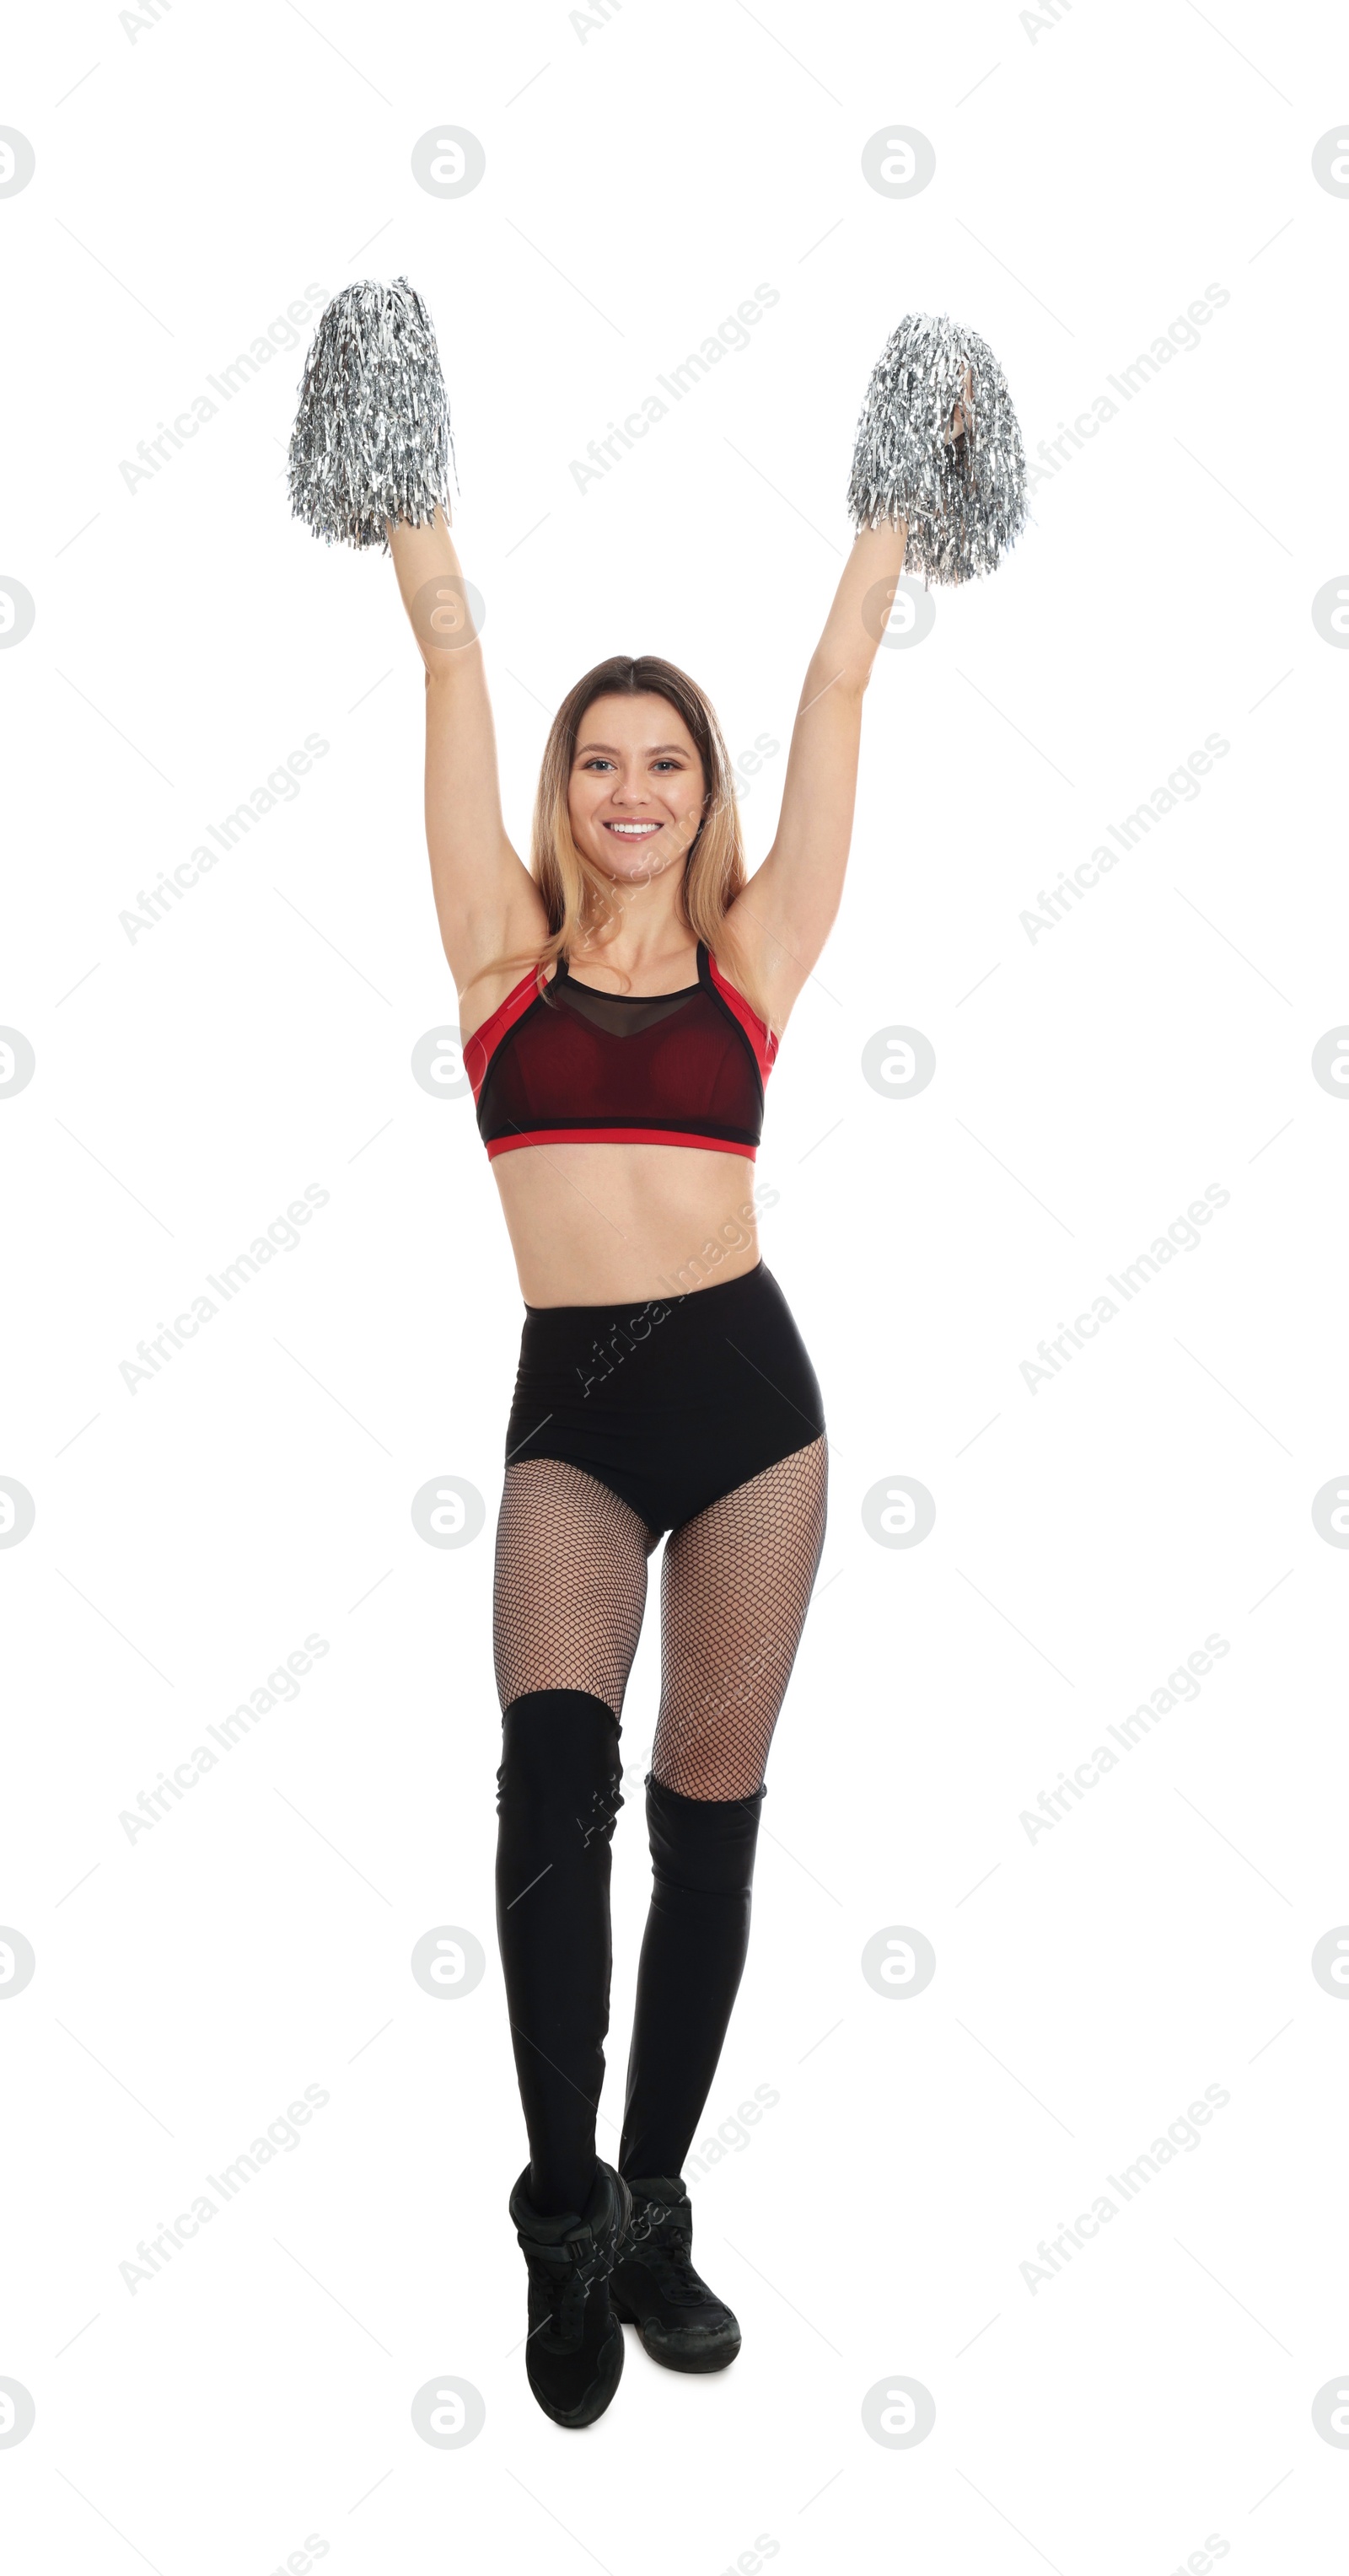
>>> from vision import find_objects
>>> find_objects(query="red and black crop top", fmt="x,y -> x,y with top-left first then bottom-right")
464,940 -> 778,1162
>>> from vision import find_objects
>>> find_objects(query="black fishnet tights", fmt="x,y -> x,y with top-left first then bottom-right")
493,1458 -> 656,1729
493,1436 -> 828,1796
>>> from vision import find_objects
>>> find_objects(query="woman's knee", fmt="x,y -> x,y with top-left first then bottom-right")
497,1688 -> 625,1843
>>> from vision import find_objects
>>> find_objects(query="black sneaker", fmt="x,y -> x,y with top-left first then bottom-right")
610,2174 -> 742,2373
508,2160 -> 632,2428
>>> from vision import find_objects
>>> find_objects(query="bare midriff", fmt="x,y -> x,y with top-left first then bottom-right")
491,1141 -> 762,1308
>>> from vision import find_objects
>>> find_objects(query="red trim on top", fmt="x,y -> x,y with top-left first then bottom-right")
486,1127 -> 756,1162
705,949 -> 778,1084
462,963 -> 546,1103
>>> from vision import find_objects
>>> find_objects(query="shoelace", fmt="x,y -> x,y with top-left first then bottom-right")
625,2202 -> 712,2303
524,2208 -> 625,2350
524,2247 -> 590,2348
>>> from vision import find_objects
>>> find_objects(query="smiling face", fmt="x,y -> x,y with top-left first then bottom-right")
567,692 -> 707,888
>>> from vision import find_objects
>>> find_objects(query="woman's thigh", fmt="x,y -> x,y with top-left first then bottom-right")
652,1433 -> 829,1799
493,1457 -> 658,1720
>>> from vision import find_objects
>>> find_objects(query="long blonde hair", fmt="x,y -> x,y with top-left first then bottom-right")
482,653 -> 774,1029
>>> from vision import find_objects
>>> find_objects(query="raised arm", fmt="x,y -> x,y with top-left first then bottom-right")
724,517 -> 908,1030
387,507 -> 548,1027
727,355 -> 1001,1026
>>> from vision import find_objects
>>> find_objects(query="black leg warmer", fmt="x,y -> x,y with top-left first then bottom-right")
494,1689 -> 625,2216
619,1770 -> 766,2183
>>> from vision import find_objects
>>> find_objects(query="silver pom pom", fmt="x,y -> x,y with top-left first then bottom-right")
846,313 -> 1029,586
287,276 -> 457,553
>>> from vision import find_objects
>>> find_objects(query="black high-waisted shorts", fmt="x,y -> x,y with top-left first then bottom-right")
503,1260 -> 825,1535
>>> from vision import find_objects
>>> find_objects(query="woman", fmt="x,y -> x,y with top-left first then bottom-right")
385,496 -> 910,2428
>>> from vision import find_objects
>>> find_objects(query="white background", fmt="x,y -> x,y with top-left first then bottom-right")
3,2 -> 1347,2570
